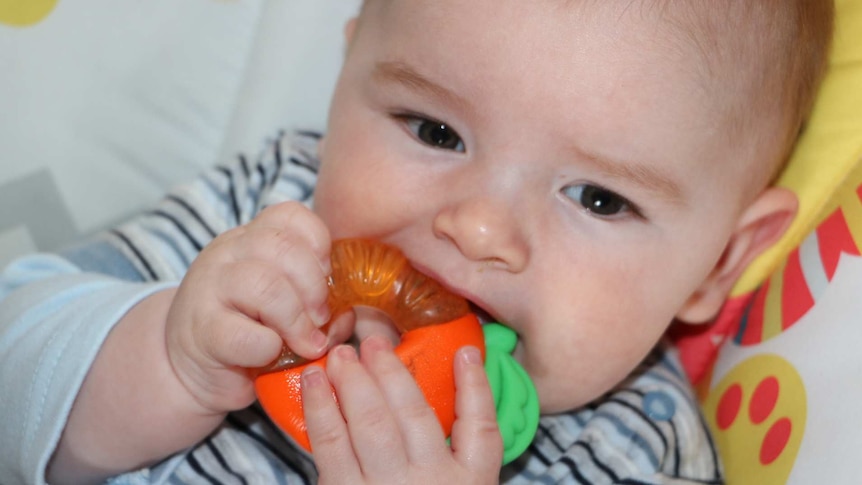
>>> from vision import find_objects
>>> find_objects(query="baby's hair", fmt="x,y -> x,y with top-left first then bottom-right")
655,0 -> 834,185
766,0 -> 834,181
357,0 -> 835,185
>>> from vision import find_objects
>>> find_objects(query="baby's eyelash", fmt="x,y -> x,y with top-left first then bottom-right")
562,183 -> 643,219
394,114 -> 466,153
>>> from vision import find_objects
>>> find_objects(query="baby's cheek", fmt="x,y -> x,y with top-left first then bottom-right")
314,172 -> 411,240
533,372 -> 604,413
528,336 -> 650,413
312,189 -> 361,236
524,353 -> 600,412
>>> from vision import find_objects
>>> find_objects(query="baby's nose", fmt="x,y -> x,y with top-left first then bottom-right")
432,196 -> 529,273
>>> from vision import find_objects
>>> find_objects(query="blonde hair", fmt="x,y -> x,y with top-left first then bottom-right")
768,0 -> 834,179
358,0 -> 835,183
647,0 -> 835,184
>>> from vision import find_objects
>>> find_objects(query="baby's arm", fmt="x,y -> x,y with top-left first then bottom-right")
47,202 -> 333,484
0,256 -> 176,485
45,287 -> 207,483
0,132 -> 325,484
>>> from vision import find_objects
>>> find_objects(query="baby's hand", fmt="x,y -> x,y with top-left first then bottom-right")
303,337 -> 503,485
165,201 -> 332,413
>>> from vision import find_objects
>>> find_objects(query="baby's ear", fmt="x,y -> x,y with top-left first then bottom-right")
676,186 -> 798,324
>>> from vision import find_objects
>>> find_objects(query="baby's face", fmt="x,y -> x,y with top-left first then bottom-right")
314,0 -> 774,412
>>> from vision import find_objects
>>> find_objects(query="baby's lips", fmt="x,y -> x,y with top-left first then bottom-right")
467,300 -> 497,325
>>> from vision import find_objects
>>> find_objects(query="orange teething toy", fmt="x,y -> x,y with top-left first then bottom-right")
254,239 -> 485,451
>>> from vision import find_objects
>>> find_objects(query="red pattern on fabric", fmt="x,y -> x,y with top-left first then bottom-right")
670,292 -> 754,384
817,208 -> 860,281
739,279 -> 768,346
781,248 -> 814,331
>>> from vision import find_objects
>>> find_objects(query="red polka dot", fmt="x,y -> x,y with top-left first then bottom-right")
716,383 -> 742,430
760,417 -> 792,465
750,376 -> 780,425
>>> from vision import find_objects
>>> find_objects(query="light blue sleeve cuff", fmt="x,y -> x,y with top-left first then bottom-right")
0,254 -> 177,485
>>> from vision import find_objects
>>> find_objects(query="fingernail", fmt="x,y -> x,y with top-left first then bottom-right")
362,334 -> 392,352
460,346 -> 483,365
302,366 -> 326,388
311,304 -> 330,328
318,257 -> 332,279
311,329 -> 328,352
334,345 -> 358,362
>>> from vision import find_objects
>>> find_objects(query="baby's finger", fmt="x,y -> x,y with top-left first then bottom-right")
359,336 -> 449,462
232,226 -> 331,327
301,365 -> 362,481
325,345 -> 409,476
449,346 -> 503,472
219,261 -> 328,359
251,202 -> 332,274
198,311 -> 283,369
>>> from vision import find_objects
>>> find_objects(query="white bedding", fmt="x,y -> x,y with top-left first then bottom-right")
0,0 -> 360,268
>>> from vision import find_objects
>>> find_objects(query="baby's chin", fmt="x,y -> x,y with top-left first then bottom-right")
508,335 -> 588,414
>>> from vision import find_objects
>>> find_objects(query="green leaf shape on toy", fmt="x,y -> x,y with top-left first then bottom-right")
483,323 -> 540,465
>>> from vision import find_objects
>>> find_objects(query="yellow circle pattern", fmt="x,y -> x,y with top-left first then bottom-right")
0,0 -> 58,27
703,355 -> 806,484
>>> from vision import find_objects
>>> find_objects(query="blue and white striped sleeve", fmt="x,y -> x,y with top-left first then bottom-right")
74,130 -> 321,282
0,131 -> 322,485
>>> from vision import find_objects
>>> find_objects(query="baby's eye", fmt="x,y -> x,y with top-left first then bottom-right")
403,116 -> 465,152
562,184 -> 636,218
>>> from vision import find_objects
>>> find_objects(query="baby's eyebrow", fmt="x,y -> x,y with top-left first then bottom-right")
373,60 -> 683,204
372,60 -> 470,112
581,150 -> 686,204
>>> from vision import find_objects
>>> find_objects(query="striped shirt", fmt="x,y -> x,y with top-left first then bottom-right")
15,131 -> 723,484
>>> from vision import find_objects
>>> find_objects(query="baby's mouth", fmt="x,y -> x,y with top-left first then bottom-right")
468,301 -> 498,325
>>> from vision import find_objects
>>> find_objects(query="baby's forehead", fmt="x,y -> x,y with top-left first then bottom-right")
363,0 -> 805,176
369,0 -> 766,72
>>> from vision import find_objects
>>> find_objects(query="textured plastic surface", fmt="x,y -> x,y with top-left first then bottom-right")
483,323 -> 541,464
254,239 -> 538,464
256,314 -> 485,451
255,239 -> 484,451
263,238 -> 471,371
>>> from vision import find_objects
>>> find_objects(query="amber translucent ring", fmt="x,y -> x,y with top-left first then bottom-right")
254,239 -> 486,451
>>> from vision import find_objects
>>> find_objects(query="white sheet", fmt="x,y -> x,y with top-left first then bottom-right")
0,0 -> 360,267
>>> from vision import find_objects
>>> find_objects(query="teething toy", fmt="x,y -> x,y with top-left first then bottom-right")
254,238 -> 539,464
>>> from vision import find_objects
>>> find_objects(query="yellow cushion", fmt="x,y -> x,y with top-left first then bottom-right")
734,0 -> 862,295
698,3 -> 862,483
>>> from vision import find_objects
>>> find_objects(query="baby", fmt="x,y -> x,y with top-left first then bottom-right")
0,0 -> 833,484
